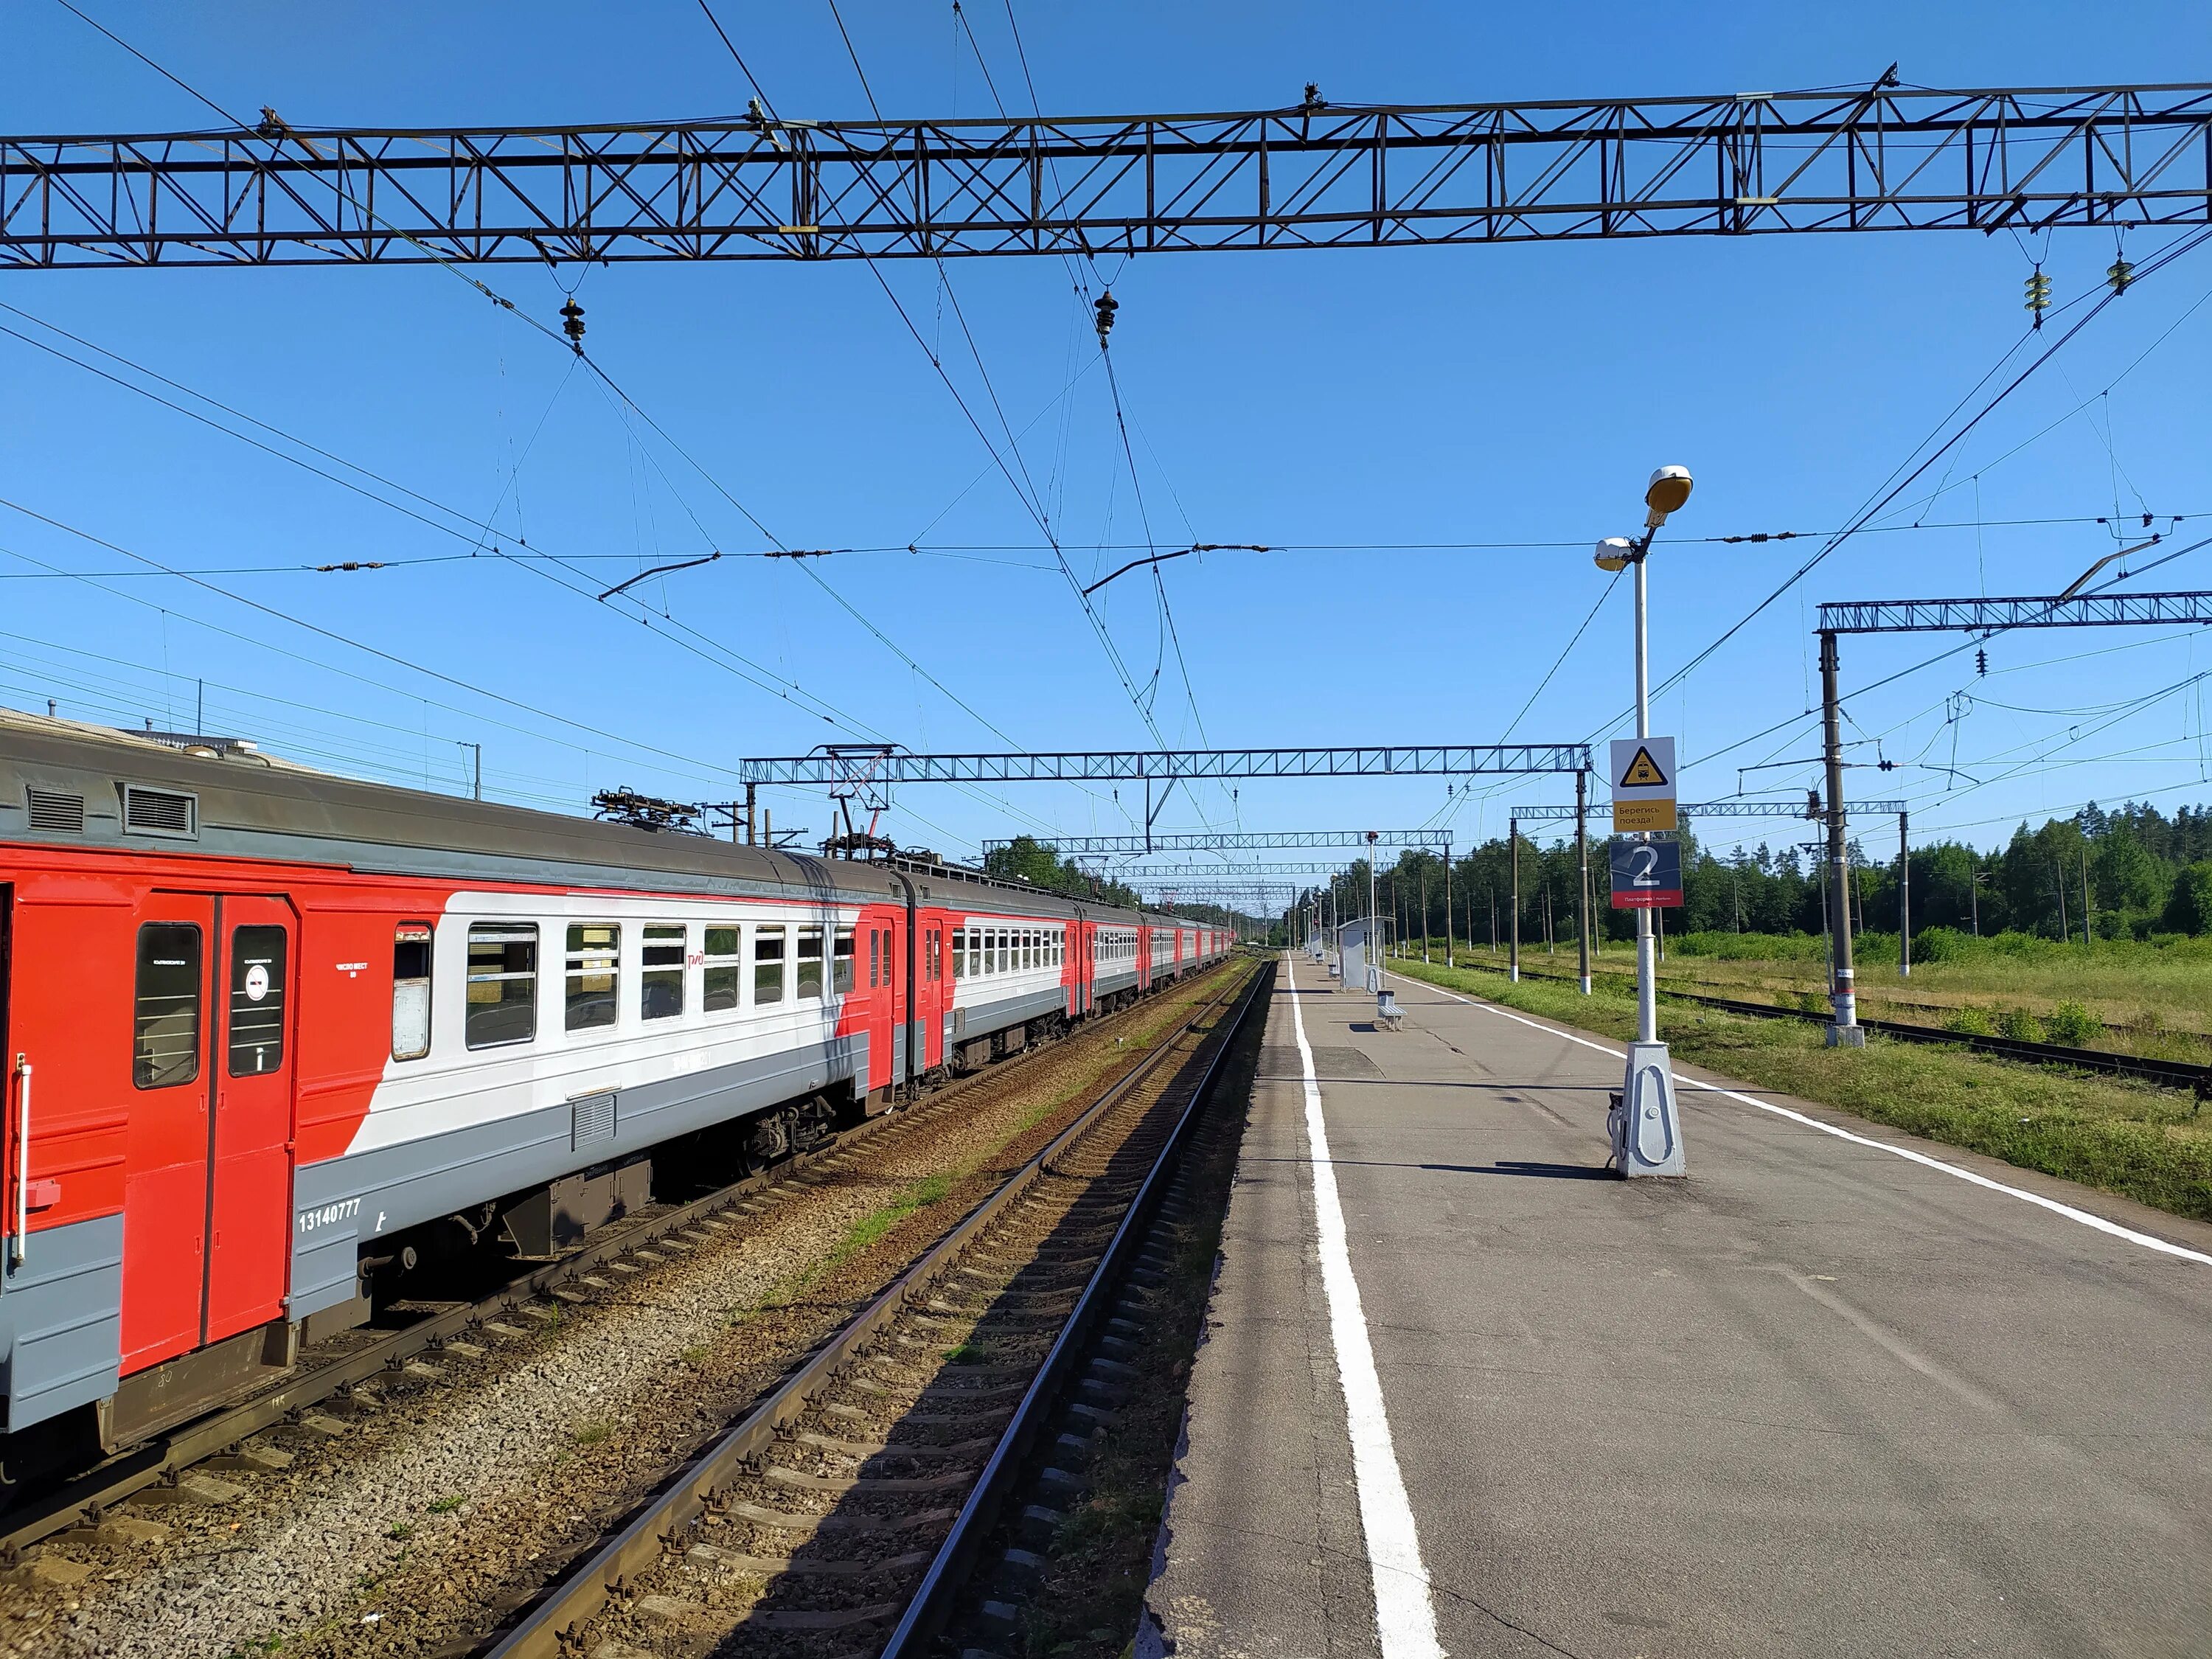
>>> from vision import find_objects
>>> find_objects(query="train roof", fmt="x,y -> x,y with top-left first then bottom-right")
0,709 -> 1182,925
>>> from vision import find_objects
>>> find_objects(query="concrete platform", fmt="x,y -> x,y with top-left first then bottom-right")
1145,953 -> 2212,1659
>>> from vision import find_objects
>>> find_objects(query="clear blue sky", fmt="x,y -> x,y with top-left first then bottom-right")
4,1 -> 2210,893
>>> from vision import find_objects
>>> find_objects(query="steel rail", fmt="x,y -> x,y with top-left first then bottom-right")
0,978 -> 1189,1558
476,959 -> 1262,1658
1442,959 -> 2212,1095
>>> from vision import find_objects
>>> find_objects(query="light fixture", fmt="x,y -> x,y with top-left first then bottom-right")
1593,536 -> 1635,572
1644,465 -> 1694,526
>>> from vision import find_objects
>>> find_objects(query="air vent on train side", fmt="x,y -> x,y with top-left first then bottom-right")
121,785 -> 197,838
25,788 -> 86,833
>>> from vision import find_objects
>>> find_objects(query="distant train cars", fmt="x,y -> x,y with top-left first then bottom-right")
0,712 -> 1227,1468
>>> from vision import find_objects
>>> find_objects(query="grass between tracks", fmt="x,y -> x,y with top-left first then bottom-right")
1388,956 -> 2212,1225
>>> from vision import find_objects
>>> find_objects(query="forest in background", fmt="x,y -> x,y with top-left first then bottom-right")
1299,799 -> 2212,950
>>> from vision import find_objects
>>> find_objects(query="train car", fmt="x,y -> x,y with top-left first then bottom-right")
0,712 -> 1209,1475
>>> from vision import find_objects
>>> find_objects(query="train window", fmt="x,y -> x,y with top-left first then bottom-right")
833,926 -> 856,995
703,927 -> 742,1012
797,927 -> 825,1000
566,924 -> 621,1032
998,931 -> 1010,974
951,928 -> 964,978
466,922 -> 538,1048
755,926 -> 786,1005
133,922 -> 203,1089
641,925 -> 685,1020
227,925 -> 288,1077
869,928 -> 880,989
393,923 -> 433,1060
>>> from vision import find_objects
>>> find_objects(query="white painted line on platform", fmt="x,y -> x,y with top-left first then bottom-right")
1284,955 -> 1444,1659
1411,973 -> 2212,1270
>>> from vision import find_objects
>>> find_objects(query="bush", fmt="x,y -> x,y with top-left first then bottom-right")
1911,925 -> 1980,964
2045,1001 -> 2102,1047
1667,931 -> 1827,961
1944,1006 -> 1995,1037
1995,1007 -> 2044,1042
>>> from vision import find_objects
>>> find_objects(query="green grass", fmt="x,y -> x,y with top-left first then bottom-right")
570,1420 -> 613,1447
1429,933 -> 2212,1063
1390,956 -> 2212,1225
426,1495 -> 465,1514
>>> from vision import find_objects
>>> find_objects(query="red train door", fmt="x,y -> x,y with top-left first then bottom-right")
121,893 -> 294,1373
206,897 -> 296,1343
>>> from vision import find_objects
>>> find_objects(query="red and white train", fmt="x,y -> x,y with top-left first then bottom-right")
0,713 -> 1228,1467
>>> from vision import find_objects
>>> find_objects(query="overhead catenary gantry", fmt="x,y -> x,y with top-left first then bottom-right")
1071,872 -> 1363,885
984,829 -> 1455,855
5,83 -> 2208,268
1812,586 -> 2212,1041
741,745 -> 1588,783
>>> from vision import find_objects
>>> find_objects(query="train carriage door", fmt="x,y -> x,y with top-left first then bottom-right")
121,894 -> 217,1371
206,896 -> 296,1343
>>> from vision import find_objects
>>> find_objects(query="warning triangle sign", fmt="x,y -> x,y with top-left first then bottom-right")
1619,745 -> 1669,788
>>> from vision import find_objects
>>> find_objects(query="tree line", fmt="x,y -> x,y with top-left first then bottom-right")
1277,800 -> 2212,947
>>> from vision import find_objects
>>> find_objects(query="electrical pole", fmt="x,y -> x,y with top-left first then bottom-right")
1444,836 -> 1454,967
1818,630 -> 1863,1045
1576,767 -> 1592,995
1509,816 -> 1521,982
458,741 -> 482,801
1899,809 -> 1911,978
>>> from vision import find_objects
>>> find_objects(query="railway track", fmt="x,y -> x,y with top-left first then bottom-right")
1431,957 -> 2212,1096
0,977 -> 1228,1569
473,959 -> 1270,1659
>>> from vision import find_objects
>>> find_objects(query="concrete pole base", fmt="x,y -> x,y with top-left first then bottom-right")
1610,1041 -> 1686,1177
1825,1023 -> 1868,1048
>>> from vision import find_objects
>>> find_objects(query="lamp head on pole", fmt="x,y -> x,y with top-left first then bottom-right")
1644,464 -> 1694,527
1593,536 -> 1635,572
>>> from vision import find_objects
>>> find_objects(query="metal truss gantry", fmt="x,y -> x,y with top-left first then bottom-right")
1818,591 -> 2212,633
7,85 -> 2208,269
983,829 -> 1455,855
1081,861 -> 1363,877
742,745 -> 1587,784
1506,799 -> 1908,822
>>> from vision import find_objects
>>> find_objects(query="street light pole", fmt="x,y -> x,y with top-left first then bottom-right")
1595,465 -> 1693,1178
1631,535 -> 1658,1046
1366,830 -> 1384,995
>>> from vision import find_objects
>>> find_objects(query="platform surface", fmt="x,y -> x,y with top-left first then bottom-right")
1146,953 -> 2212,1659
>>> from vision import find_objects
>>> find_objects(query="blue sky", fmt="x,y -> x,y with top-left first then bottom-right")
4,1 -> 2211,899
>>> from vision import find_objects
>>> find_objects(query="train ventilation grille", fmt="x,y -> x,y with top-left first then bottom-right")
122,785 -> 197,838
25,788 -> 86,833
571,1092 -> 616,1150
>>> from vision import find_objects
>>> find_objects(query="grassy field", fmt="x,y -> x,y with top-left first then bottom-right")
1385,954 -> 2212,1225
1416,931 -> 2212,1062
